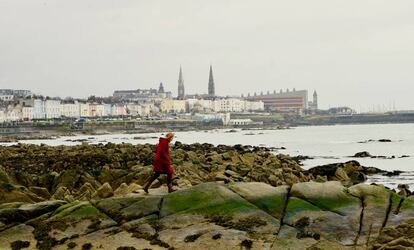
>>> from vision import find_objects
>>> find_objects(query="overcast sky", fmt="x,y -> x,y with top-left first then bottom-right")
1,0 -> 413,110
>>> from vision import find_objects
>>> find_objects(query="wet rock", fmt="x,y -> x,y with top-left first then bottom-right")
348,183 -> 392,244
114,183 -> 142,197
94,182 -> 114,199
51,186 -> 71,201
228,182 -> 289,219
354,151 -> 372,158
28,186 -> 51,200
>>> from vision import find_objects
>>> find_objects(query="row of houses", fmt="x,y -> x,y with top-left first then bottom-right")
160,98 -> 264,113
0,99 -> 157,122
0,97 -> 264,122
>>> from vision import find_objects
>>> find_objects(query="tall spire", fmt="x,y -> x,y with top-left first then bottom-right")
208,65 -> 215,97
178,66 -> 185,99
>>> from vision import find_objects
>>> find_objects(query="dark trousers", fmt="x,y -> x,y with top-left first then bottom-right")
144,171 -> 173,190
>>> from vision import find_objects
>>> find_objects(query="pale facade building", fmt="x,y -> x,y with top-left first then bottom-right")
45,100 -> 61,119
214,98 -> 245,113
244,100 -> 265,111
186,99 -> 214,112
89,103 -> 105,117
22,106 -> 34,121
111,104 -> 128,117
20,99 -> 45,119
61,101 -> 80,118
126,103 -> 142,116
103,104 -> 112,117
228,119 -> 255,126
6,109 -> 20,121
160,99 -> 186,113
79,103 -> 90,117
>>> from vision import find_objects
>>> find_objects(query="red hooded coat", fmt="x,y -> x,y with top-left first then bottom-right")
153,137 -> 174,175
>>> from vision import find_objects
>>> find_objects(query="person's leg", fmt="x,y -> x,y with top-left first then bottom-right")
167,173 -> 176,193
144,172 -> 161,193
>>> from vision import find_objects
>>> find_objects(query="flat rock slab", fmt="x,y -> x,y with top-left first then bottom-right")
160,182 -> 280,236
0,224 -> 37,250
52,227 -> 161,250
0,200 -> 66,224
348,184 -> 391,245
228,182 -> 289,219
284,181 -> 362,245
388,196 -> 414,227
94,195 -> 162,222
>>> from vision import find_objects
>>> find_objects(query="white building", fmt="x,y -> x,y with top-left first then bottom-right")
214,98 -> 245,113
111,104 -> 128,117
61,101 -> 80,118
6,108 -> 20,122
186,99 -> 214,112
45,99 -> 61,119
79,103 -> 90,117
228,119 -> 255,126
103,104 -> 112,117
126,103 -> 143,116
89,103 -> 105,117
244,100 -> 264,112
160,99 -> 186,113
22,106 -> 34,121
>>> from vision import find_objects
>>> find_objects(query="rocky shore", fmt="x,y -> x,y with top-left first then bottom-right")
0,143 -> 413,249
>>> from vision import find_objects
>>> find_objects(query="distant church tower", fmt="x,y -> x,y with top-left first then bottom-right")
158,82 -> 165,93
177,66 -> 185,99
208,65 -> 215,97
313,90 -> 318,109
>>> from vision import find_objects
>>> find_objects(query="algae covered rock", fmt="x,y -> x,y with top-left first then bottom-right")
94,195 -> 161,223
160,182 -> 280,240
228,182 -> 289,219
283,181 -> 362,245
348,183 -> 391,245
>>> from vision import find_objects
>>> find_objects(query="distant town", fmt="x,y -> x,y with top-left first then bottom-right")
0,66 -> 321,124
1,66 -> 411,130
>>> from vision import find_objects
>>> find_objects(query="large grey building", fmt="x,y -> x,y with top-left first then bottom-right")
113,84 -> 171,102
0,89 -> 32,97
247,88 -> 309,112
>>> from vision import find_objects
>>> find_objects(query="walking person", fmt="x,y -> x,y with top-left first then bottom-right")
144,132 -> 177,193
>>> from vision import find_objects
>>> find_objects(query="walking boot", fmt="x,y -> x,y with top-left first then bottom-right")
167,184 -> 177,193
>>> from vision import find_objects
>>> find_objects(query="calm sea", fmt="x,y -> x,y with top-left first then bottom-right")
2,123 -> 414,190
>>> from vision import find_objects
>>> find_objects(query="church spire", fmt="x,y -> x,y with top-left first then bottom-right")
178,66 -> 185,99
208,65 -> 215,97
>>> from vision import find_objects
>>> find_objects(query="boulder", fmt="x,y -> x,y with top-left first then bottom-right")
77,182 -> 96,201
94,182 -> 114,199
51,186 -> 71,201
28,186 -> 51,200
353,151 -> 372,158
114,183 -> 142,197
